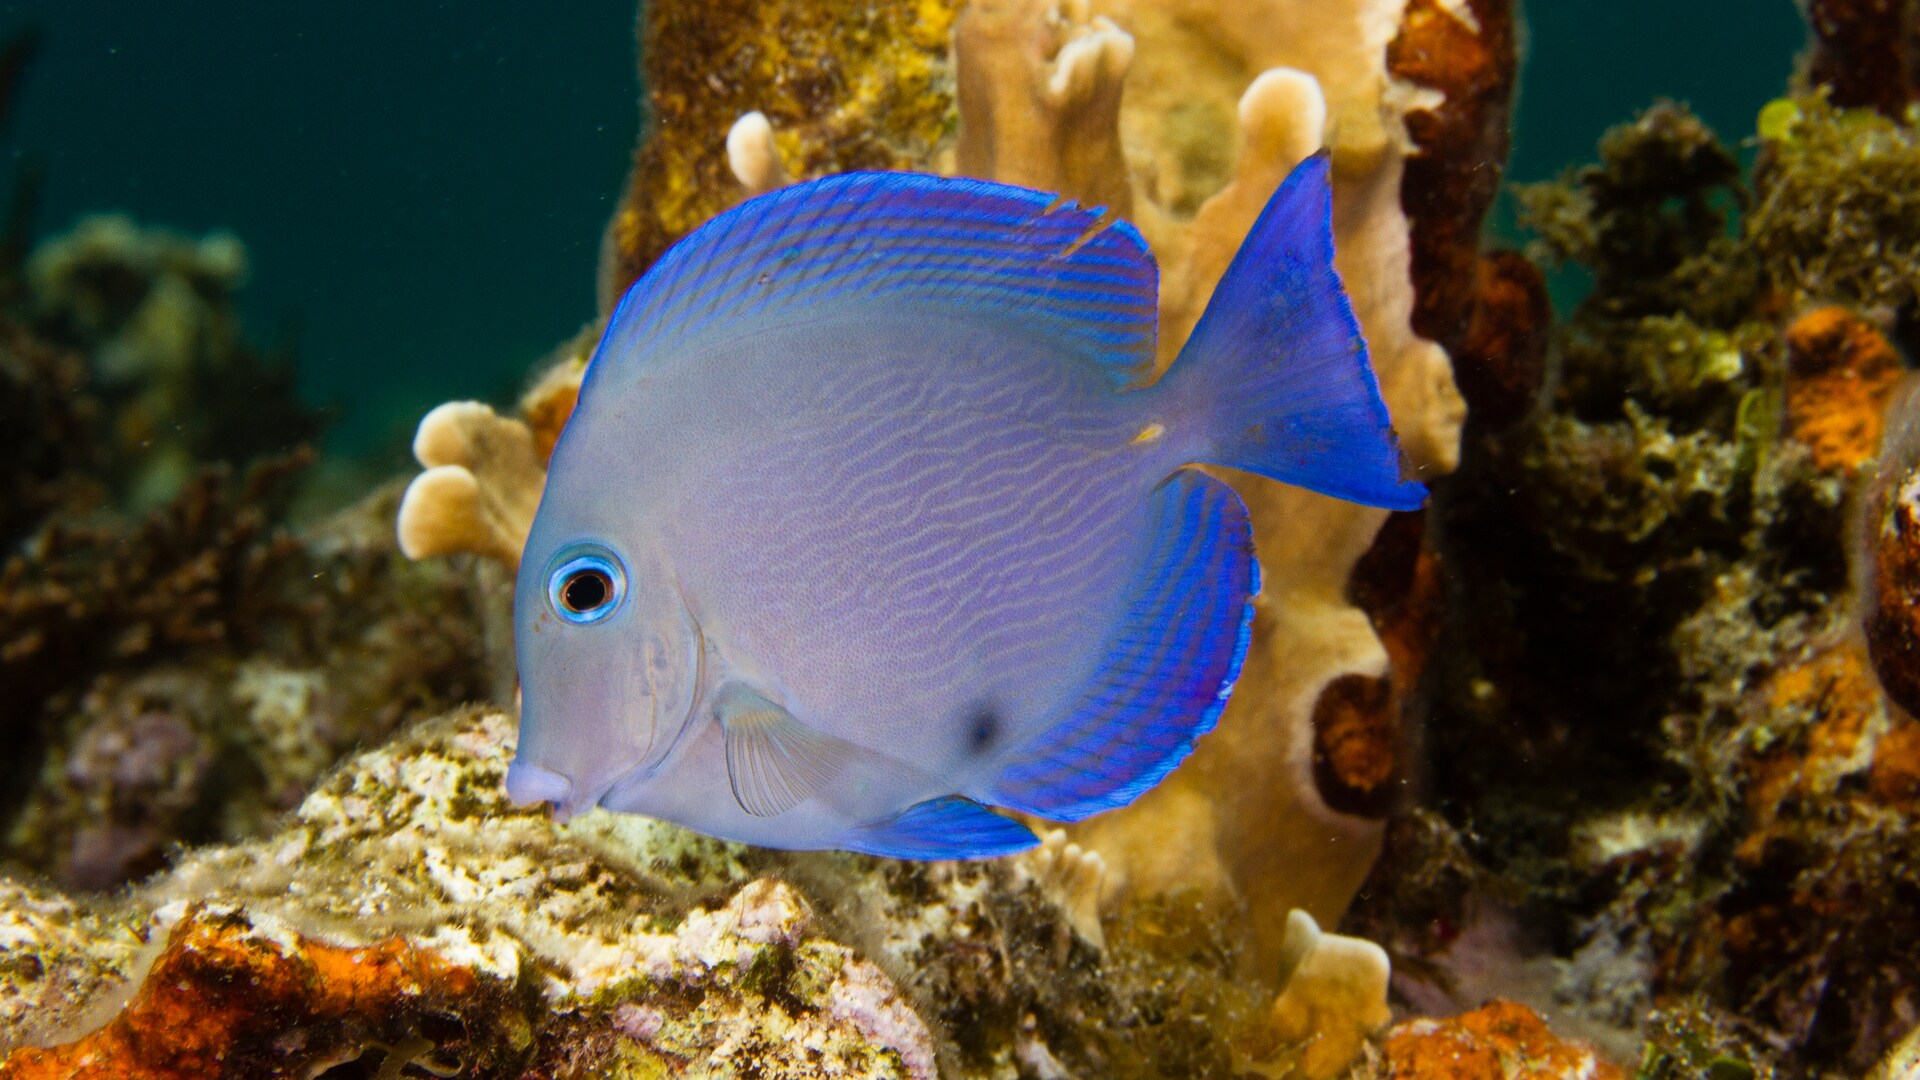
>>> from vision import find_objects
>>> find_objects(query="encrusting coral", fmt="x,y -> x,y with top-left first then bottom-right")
1783,305 -> 1905,473
598,0 -> 961,310
1369,1000 -> 1626,1080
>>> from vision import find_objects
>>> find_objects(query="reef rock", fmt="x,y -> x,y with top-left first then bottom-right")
0,705 -> 1419,1078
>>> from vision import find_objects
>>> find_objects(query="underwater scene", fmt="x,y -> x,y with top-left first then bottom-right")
3,0 -> 1919,1077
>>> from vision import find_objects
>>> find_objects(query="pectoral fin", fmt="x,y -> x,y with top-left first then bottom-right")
716,684 -> 852,818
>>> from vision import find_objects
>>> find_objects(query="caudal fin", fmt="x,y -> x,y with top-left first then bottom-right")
1163,152 -> 1425,510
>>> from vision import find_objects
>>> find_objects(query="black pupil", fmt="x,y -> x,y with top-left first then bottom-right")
562,569 -> 611,613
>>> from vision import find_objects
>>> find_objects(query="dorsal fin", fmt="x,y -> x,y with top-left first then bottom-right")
594,172 -> 1159,388
715,684 -> 852,818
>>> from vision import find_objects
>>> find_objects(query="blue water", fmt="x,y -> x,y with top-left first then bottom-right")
4,0 -> 634,453
3,1 -> 1804,457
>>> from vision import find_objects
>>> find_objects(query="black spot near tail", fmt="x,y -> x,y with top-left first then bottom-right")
967,705 -> 1001,755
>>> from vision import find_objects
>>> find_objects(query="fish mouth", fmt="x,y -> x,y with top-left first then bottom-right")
505,759 -> 619,824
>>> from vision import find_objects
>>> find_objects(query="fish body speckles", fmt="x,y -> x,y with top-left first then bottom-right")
506,156 -> 1423,858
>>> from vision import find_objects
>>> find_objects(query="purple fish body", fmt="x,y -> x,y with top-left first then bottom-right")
506,155 -> 1422,857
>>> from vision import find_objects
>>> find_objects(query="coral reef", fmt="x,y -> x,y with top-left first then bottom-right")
0,174 -> 465,893
26,216 -> 318,509
0,706 -> 1416,1079
1410,92 -> 1920,1076
0,199 -> 501,891
1,469 -> 497,889
53,0 -> 1920,1073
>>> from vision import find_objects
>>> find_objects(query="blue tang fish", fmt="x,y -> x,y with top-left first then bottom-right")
505,153 -> 1423,858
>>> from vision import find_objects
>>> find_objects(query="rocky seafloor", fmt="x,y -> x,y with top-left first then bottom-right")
8,1 -> 1920,1078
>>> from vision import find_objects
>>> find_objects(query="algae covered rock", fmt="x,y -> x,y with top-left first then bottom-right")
1418,95 -> 1920,1076
1,473 -> 498,890
0,706 -> 1391,1078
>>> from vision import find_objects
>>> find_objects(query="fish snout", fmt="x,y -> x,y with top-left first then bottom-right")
505,759 -> 579,820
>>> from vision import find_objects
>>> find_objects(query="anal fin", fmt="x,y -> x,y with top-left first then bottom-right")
717,684 -> 853,818
839,797 -> 1039,860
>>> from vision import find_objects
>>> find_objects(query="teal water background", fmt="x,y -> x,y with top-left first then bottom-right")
3,1 -> 1805,459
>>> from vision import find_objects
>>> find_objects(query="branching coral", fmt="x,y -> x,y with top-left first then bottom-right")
1053,0 -> 1489,978
396,351 -> 585,569
954,0 -> 1135,215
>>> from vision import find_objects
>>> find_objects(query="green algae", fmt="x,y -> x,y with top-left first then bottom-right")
1636,1002 -> 1777,1080
1749,93 -> 1920,315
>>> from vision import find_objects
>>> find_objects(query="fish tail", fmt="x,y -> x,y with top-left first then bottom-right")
1159,152 -> 1425,510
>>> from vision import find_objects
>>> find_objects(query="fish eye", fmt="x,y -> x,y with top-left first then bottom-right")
547,548 -> 626,625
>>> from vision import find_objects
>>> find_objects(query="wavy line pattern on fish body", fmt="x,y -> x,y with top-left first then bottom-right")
508,158 -> 1416,855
